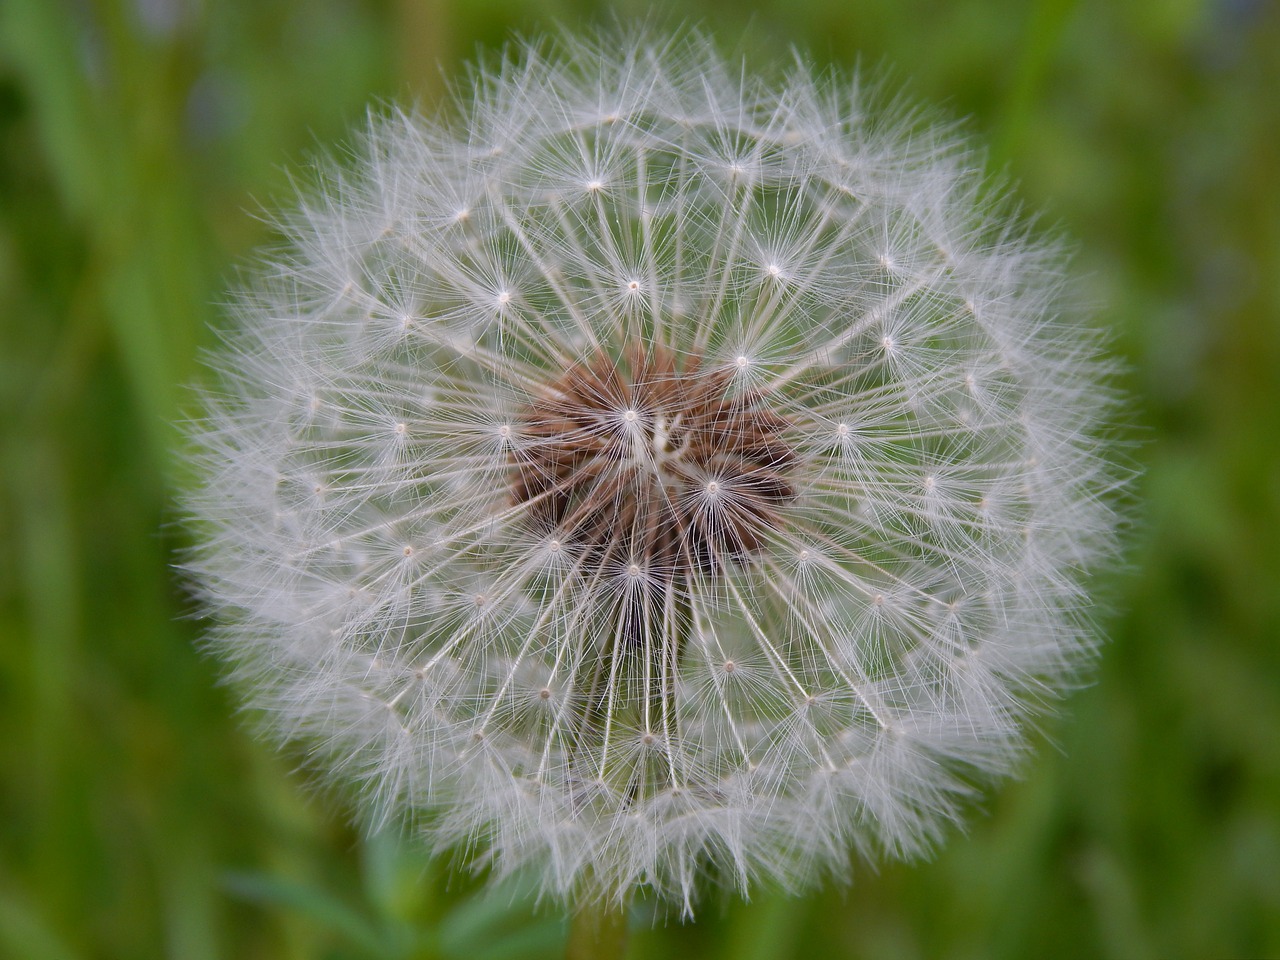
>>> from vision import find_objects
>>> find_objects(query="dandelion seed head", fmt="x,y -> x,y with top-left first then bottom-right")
185,29 -> 1124,914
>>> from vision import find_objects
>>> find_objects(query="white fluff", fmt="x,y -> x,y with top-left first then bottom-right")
185,30 -> 1123,914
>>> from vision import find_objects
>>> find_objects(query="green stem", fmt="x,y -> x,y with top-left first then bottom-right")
566,900 -> 629,960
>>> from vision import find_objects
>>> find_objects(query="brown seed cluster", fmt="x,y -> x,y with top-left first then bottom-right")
510,344 -> 798,589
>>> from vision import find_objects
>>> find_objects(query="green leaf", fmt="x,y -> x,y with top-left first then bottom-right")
222,870 -> 394,957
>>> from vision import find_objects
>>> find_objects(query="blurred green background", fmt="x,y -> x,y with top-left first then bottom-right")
2,0 -> 1278,957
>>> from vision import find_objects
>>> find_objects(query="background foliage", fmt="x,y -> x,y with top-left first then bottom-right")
2,1 -> 1277,957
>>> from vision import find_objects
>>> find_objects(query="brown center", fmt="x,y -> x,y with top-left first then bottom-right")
509,344 -> 798,588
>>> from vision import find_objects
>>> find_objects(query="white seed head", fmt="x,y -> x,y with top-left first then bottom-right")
185,30 -> 1123,915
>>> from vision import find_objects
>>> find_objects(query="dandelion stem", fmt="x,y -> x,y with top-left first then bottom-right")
566,900 -> 629,960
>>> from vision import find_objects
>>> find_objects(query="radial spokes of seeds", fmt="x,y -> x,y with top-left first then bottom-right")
505,343 -> 800,794
188,33 -> 1122,912
510,343 -> 798,602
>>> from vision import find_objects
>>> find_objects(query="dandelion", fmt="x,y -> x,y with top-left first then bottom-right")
186,31 -> 1122,917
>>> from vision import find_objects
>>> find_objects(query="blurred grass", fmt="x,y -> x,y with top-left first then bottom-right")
2,0 -> 1278,957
